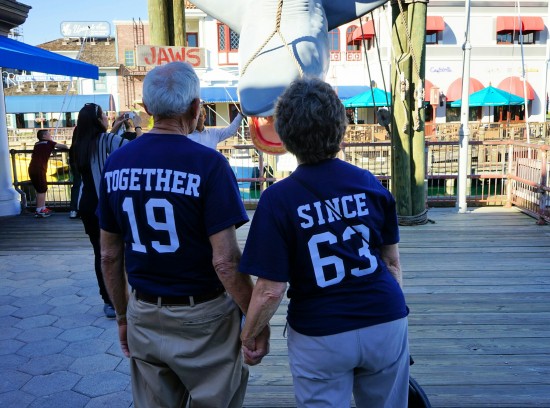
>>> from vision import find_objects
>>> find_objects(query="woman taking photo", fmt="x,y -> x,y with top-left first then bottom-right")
71,103 -> 131,318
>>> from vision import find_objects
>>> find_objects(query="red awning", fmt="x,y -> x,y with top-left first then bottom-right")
497,76 -> 535,100
426,16 -> 445,32
496,16 -> 545,32
446,77 -> 484,102
350,20 -> 375,43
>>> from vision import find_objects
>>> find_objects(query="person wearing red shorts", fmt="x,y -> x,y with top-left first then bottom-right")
28,129 -> 68,218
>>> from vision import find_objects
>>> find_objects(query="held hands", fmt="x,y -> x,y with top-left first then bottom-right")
242,324 -> 270,366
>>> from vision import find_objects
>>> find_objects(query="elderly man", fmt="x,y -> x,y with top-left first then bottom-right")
98,61 -> 268,408
188,105 -> 243,149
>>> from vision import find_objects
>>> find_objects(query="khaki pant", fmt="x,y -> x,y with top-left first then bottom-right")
127,292 -> 249,408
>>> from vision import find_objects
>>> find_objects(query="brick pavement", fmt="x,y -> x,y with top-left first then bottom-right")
0,212 -> 252,408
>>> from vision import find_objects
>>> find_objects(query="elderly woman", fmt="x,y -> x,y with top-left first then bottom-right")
240,77 -> 410,407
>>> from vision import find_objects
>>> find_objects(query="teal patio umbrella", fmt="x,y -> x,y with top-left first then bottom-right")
450,86 -> 524,107
343,88 -> 392,108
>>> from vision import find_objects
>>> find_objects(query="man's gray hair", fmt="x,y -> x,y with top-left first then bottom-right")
143,62 -> 200,118
274,77 -> 346,164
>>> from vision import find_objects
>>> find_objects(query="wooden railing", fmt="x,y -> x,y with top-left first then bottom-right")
8,127 -> 549,223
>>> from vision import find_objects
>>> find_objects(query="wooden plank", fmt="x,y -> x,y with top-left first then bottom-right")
2,207 -> 550,407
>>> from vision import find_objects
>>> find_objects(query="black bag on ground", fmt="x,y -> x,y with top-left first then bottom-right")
409,376 -> 431,408
409,356 -> 431,408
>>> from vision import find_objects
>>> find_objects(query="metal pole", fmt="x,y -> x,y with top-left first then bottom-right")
543,1 -> 550,140
517,0 -> 531,146
457,0 -> 471,213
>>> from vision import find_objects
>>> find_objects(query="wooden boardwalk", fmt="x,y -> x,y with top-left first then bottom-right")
1,207 -> 549,407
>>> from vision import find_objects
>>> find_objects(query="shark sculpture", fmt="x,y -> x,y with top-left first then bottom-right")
190,0 -> 388,153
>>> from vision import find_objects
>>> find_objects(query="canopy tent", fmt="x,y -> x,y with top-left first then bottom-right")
450,86 -> 524,107
0,35 -> 98,79
343,88 -> 391,107
5,94 -> 116,114
335,86 -> 370,99
200,87 -> 238,103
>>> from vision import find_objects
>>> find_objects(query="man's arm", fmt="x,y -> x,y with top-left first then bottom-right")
100,229 -> 130,356
213,112 -> 243,143
209,226 -> 253,314
380,243 -> 402,287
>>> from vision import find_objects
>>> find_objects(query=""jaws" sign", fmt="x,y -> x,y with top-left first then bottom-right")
136,46 -> 206,68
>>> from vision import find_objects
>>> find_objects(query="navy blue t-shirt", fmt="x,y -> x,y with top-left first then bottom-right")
239,158 -> 408,336
98,133 -> 249,296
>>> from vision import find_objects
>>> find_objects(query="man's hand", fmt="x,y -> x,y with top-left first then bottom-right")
117,320 -> 130,357
242,324 -> 270,366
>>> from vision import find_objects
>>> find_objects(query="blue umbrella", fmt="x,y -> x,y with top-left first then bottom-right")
343,88 -> 392,108
450,86 -> 524,107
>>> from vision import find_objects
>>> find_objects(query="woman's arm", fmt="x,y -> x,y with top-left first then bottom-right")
380,243 -> 402,287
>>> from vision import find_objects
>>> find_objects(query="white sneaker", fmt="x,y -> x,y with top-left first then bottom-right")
69,211 -> 78,219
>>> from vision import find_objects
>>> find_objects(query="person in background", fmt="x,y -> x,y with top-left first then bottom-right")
112,112 -> 144,141
99,61 -> 268,407
189,105 -> 243,149
28,129 -> 68,218
240,77 -> 410,407
70,105 -> 130,318
69,127 -> 81,219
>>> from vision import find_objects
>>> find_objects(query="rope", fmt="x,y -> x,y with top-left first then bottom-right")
241,0 -> 303,78
397,209 -> 434,226
395,0 -> 421,78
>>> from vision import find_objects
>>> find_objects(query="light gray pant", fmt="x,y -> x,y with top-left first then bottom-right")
288,317 -> 409,408
127,292 -> 248,408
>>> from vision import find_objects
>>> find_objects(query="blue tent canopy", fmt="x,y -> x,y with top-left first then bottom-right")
450,86 -> 524,107
0,35 -> 98,79
343,88 -> 392,108
5,94 -> 116,114
200,87 -> 238,103
335,86 -> 370,100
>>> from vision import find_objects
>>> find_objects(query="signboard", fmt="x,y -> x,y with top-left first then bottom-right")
136,45 -> 206,68
61,22 -> 111,38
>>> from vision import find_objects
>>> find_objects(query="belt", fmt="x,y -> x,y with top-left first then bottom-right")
133,288 -> 225,306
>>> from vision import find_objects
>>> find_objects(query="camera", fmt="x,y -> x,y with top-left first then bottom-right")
123,112 -> 135,120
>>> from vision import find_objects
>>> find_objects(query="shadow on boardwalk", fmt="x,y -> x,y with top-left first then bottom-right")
0,207 -> 548,407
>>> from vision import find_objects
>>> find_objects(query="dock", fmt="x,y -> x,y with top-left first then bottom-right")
0,207 -> 549,407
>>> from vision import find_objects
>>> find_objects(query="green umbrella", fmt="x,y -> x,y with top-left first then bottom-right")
343,88 -> 392,108
450,86 -> 524,107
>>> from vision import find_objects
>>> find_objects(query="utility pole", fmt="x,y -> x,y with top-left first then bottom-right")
391,0 -> 428,224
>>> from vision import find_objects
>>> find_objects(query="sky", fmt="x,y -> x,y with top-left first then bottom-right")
19,0 -> 150,45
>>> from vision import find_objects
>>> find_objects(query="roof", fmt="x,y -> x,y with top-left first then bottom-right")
5,94 -> 116,113
37,38 -> 118,68
0,36 -> 98,79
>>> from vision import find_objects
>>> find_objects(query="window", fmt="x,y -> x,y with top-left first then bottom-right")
329,29 -> 340,52
426,32 -> 438,45
93,73 -> 107,92
346,26 -> 360,51
186,32 -> 198,47
497,31 -> 537,45
218,24 -> 239,52
446,106 -> 480,122
125,50 -> 135,66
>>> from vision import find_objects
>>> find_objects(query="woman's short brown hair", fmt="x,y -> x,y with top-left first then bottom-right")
274,77 -> 347,164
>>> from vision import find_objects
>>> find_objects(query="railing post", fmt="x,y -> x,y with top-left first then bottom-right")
505,142 -> 514,208
537,149 -> 548,225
